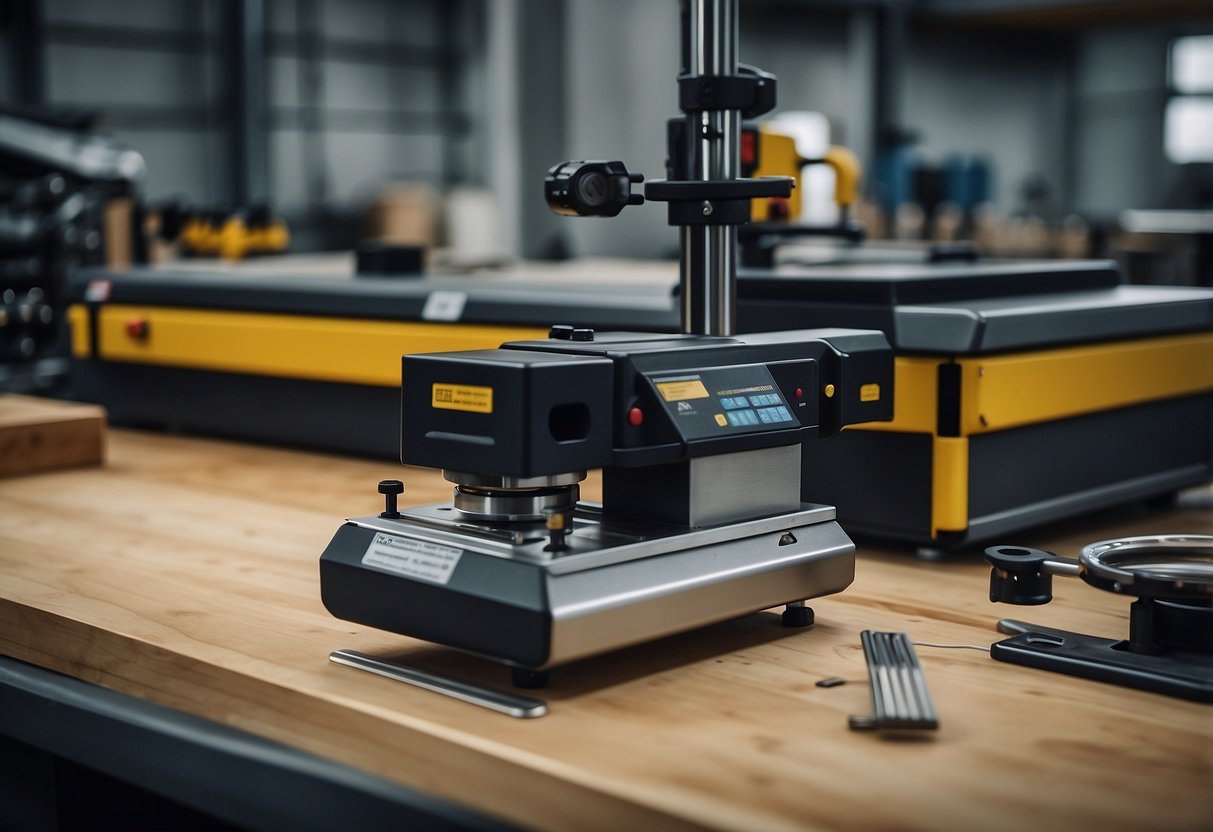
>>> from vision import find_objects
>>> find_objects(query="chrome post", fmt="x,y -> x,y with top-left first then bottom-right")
681,0 -> 739,336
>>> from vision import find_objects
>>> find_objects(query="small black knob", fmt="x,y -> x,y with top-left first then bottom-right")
983,545 -> 1054,605
543,506 -> 571,552
378,479 -> 404,519
549,324 -> 575,340
571,328 -> 594,342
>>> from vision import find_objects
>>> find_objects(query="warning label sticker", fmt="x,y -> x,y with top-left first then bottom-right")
432,383 -> 493,414
361,534 -> 463,585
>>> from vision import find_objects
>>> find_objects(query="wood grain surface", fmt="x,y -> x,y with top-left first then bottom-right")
1,428 -> 1210,831
0,394 -> 105,478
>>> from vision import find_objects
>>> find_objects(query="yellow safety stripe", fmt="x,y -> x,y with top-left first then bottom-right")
855,331 -> 1213,437
68,305 -> 90,358
957,331 -> 1213,434
68,304 -> 548,388
931,436 -> 969,535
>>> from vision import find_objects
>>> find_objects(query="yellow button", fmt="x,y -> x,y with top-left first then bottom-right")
714,413 -> 728,426
824,384 -> 836,398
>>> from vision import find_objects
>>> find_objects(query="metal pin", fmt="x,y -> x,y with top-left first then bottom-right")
330,649 -> 548,719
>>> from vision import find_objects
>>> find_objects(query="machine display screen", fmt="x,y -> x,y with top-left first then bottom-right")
648,364 -> 797,441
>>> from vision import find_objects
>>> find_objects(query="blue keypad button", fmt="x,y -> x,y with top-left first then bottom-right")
757,406 -> 793,424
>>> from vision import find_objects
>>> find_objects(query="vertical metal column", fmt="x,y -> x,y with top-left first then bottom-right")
681,0 -> 739,336
227,0 -> 269,205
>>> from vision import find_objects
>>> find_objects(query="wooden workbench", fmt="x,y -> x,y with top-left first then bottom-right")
1,429 -> 1210,831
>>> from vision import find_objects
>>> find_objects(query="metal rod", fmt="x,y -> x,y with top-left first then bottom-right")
681,0 -> 739,336
329,649 -> 548,719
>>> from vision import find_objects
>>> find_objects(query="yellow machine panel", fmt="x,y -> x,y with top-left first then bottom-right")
69,305 -> 546,388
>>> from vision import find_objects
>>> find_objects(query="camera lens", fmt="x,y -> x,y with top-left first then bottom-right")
575,172 -> 609,208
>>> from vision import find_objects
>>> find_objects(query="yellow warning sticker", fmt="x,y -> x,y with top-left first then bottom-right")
432,383 -> 493,414
655,379 -> 710,402
859,383 -> 881,402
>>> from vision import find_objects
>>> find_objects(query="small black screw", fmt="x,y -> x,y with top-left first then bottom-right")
378,480 -> 404,519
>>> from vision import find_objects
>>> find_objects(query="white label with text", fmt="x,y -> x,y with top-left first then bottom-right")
361,534 -> 463,585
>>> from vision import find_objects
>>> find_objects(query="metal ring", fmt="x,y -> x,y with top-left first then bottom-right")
1079,534 -> 1213,594
452,484 -> 580,522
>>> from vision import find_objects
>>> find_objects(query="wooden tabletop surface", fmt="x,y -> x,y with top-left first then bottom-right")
1,428 -> 1210,831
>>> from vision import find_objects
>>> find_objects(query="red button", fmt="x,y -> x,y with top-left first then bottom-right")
124,318 -> 149,340
627,407 -> 644,427
794,387 -> 804,399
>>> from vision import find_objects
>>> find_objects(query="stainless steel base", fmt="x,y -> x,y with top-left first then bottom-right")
321,503 -> 856,670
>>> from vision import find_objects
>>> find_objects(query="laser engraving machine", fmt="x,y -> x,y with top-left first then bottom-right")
320,0 -> 893,687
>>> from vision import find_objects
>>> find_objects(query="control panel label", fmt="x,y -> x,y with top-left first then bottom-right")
647,364 -> 798,441
860,383 -> 881,402
361,534 -> 463,585
432,383 -> 493,414
655,378 -> 710,402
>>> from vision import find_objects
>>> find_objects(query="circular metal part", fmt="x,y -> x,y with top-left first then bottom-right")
1079,535 -> 1213,599
575,171 -> 609,208
443,470 -> 586,489
453,484 -> 580,522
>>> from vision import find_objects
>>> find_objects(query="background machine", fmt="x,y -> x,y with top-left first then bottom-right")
320,0 -> 893,686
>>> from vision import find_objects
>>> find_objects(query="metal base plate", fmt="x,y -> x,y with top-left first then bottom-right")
320,503 -> 855,670
991,621 -> 1213,703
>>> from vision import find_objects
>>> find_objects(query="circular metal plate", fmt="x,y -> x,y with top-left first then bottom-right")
453,484 -> 580,522
1079,535 -> 1213,598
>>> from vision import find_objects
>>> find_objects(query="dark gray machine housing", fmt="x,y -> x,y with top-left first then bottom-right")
399,329 -> 892,478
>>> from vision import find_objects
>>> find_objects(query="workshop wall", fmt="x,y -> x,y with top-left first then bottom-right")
5,0 -> 486,252
263,0 -> 485,249
3,1 -> 1210,260
559,0 -> 682,260
903,30 -> 1069,216
1071,24 -> 1179,216
39,0 -> 226,205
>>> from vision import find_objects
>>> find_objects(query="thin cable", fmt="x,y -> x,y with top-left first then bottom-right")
912,641 -> 991,652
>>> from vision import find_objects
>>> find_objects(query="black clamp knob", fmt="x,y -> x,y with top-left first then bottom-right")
378,479 -> 404,519
984,545 -> 1061,605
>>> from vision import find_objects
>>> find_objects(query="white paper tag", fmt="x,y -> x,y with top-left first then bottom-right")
421,291 -> 467,321
361,534 -> 463,585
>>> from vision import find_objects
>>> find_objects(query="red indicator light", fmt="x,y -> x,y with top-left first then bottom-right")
627,407 -> 644,427
741,130 -> 756,165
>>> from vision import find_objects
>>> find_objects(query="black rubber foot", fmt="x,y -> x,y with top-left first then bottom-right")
511,668 -> 549,689
782,605 -> 815,628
